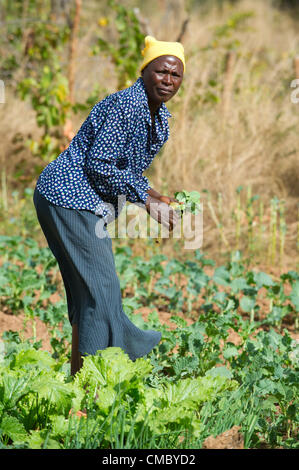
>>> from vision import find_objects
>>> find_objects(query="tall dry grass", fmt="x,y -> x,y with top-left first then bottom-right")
143,0 -> 299,268
1,0 -> 298,269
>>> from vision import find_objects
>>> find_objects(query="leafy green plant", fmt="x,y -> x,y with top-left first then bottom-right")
91,0 -> 145,90
0,232 -> 298,449
0,339 -> 237,449
17,65 -> 71,162
171,190 -> 202,215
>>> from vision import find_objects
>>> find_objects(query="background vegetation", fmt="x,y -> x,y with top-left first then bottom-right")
1,0 -> 299,269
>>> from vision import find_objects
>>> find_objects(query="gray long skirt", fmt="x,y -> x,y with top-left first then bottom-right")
33,187 -> 161,360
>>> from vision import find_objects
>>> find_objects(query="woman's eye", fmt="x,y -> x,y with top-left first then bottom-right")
156,71 -> 180,77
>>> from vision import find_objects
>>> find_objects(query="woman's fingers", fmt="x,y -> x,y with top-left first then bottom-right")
145,195 -> 180,231
159,195 -> 171,204
159,195 -> 180,204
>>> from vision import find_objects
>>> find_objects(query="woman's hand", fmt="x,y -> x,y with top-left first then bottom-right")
145,195 -> 179,231
159,195 -> 179,205
146,188 -> 180,205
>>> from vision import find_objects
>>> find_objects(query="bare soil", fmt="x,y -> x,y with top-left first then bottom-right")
202,425 -> 244,449
0,309 -> 52,352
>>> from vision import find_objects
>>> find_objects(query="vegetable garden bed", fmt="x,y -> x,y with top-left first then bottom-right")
0,235 -> 298,449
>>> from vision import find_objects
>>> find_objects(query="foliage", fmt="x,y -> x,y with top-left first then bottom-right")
0,0 -> 108,164
0,338 -> 236,449
172,189 -> 202,215
0,0 -> 72,162
0,234 -> 298,448
17,66 -> 72,162
91,0 -> 145,90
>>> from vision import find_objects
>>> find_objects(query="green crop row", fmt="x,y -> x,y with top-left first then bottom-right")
1,234 -> 298,331
0,235 -> 298,449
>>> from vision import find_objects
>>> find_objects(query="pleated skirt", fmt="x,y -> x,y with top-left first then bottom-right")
33,187 -> 161,360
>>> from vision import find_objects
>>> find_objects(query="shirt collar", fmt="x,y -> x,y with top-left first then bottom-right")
132,77 -> 172,125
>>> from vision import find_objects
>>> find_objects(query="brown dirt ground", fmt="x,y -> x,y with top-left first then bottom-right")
0,309 -> 52,352
202,425 -> 244,449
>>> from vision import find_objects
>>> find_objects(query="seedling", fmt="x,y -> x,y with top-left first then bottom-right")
155,190 -> 201,244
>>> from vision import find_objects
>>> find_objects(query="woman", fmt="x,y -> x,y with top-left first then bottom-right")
33,36 -> 185,375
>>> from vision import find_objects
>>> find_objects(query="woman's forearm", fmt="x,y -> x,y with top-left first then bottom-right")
146,187 -> 162,199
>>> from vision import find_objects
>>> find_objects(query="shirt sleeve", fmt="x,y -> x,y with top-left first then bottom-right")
84,100 -> 150,205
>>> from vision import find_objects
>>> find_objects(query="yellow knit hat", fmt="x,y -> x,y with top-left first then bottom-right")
140,35 -> 185,73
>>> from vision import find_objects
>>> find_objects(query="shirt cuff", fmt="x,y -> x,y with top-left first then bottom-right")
136,187 -> 150,205
135,175 -> 150,204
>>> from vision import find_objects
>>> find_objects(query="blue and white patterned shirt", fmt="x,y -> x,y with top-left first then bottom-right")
36,77 -> 172,223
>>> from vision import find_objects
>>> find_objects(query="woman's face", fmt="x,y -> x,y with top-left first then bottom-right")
141,55 -> 184,105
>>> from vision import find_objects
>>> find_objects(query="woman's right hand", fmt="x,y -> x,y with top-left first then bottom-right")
145,195 -> 179,231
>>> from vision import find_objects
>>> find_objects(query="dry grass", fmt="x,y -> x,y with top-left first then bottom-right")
1,0 -> 299,269
144,0 -> 299,267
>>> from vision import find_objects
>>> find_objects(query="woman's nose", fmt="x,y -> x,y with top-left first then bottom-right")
162,73 -> 172,85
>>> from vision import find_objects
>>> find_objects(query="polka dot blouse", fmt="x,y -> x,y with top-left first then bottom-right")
36,77 -> 172,222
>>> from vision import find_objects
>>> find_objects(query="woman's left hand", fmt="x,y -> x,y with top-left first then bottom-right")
159,195 -> 179,205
